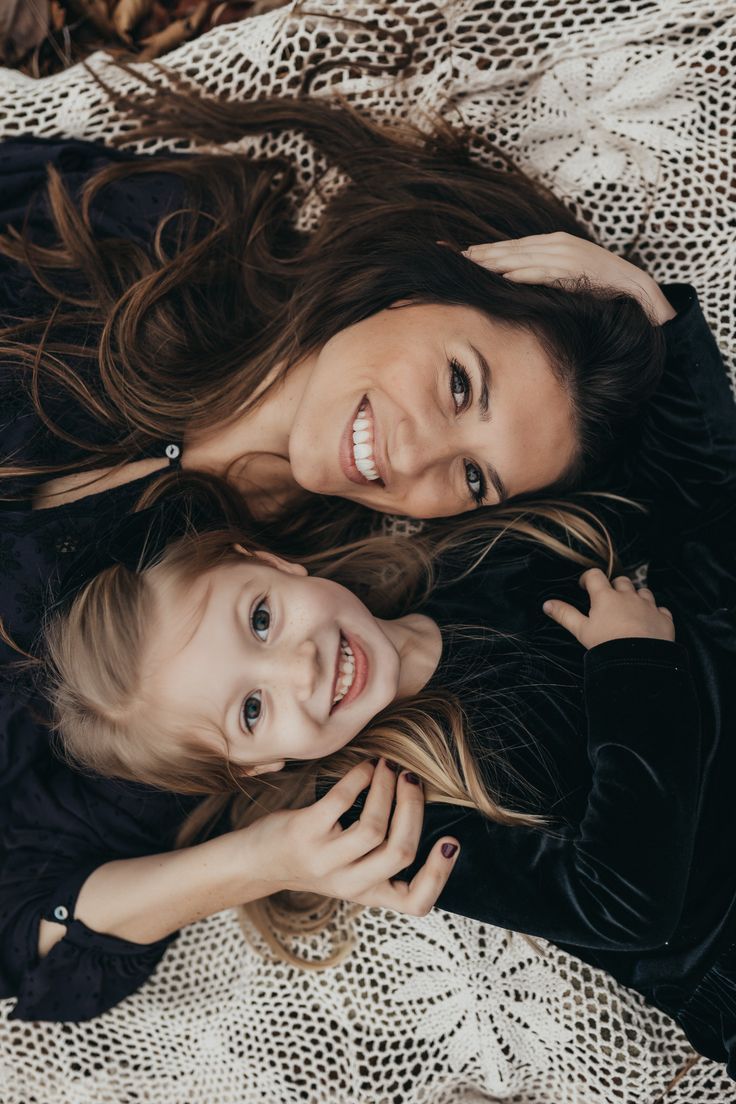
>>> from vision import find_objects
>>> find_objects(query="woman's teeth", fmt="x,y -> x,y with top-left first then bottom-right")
352,404 -> 380,481
333,636 -> 356,705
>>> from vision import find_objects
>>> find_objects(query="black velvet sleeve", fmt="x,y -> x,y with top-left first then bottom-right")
626,284 -> 736,538
0,736 -> 198,1022
399,638 -> 701,951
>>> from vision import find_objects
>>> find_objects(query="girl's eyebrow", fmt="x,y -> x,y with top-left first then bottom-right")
221,581 -> 256,733
470,342 -> 509,503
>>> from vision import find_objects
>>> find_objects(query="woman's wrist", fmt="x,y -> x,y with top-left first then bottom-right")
643,279 -> 677,324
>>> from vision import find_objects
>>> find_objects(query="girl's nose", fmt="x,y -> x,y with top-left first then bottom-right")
289,639 -> 320,703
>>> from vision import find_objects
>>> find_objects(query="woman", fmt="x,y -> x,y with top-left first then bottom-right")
0,80 -> 673,1020
42,270 -> 736,1076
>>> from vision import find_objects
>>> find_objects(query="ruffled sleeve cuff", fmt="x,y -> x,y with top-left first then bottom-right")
10,918 -> 176,1022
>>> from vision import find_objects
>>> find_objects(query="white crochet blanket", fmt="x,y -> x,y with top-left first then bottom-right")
1,3 -> 735,1101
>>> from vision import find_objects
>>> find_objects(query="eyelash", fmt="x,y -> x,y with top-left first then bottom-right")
448,358 -> 487,506
241,596 -> 271,733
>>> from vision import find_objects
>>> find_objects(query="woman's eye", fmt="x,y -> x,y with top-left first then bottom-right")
464,460 -> 486,504
242,692 -> 262,733
251,598 -> 271,641
449,358 -> 471,412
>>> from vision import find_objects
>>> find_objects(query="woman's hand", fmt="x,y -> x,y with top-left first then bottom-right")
247,758 -> 460,917
543,568 -> 675,649
462,232 -> 676,324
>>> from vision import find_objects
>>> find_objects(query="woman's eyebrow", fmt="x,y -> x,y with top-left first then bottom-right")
470,343 -> 491,420
470,343 -> 508,502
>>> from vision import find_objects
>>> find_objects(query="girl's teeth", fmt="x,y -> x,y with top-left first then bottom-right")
353,444 -> 372,460
333,638 -> 356,705
353,430 -> 370,444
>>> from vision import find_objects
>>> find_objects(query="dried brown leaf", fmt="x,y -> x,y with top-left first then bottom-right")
65,0 -> 116,38
138,0 -> 207,60
0,0 -> 50,63
112,0 -> 153,41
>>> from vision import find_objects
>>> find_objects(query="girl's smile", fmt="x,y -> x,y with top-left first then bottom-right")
144,550 -> 441,774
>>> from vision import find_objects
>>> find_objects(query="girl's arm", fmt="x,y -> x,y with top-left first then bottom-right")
397,574 -> 701,951
9,760 -> 459,1022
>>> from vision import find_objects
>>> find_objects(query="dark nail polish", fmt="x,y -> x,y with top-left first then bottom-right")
441,843 -> 458,859
404,772 -> 421,785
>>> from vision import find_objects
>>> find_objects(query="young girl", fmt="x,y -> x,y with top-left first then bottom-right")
37,271 -> 736,1077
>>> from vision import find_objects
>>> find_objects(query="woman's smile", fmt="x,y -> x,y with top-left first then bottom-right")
289,301 -> 578,519
339,396 -> 386,487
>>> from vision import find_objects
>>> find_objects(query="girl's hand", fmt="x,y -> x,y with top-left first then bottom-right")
543,568 -> 675,649
462,232 -> 676,324
249,758 -> 460,917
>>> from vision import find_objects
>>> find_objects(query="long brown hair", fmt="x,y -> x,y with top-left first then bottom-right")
0,72 -> 663,555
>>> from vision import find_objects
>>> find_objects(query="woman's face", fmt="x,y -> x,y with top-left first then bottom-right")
288,301 -> 578,518
145,553 -> 403,773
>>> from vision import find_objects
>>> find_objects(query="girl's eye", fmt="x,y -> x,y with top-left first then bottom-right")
251,598 -> 270,641
241,692 -> 262,733
464,460 -> 486,505
449,358 -> 471,412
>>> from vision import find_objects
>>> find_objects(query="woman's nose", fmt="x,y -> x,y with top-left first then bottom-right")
391,414 -> 452,480
288,639 -> 320,703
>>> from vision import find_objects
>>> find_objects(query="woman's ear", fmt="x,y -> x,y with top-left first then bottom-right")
242,759 -> 286,777
233,544 -> 308,577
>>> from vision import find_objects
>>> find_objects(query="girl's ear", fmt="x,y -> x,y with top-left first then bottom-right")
242,759 -> 286,777
233,544 -> 308,577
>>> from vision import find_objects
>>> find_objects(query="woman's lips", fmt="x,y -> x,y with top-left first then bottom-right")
338,396 -> 385,487
331,629 -> 368,713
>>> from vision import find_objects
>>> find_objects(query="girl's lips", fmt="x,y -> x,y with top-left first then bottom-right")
331,629 -> 368,712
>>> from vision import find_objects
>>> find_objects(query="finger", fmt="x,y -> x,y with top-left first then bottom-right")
343,770 -> 425,882
542,598 -> 587,639
612,575 -> 636,593
464,232 -> 574,255
333,758 -> 399,864
579,568 -> 612,596
658,606 -> 674,620
501,268 -> 578,286
636,586 -> 656,604
358,837 -> 461,916
315,759 -> 376,828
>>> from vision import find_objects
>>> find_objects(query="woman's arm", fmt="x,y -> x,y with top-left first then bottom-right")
395,574 -> 700,951
402,633 -> 700,950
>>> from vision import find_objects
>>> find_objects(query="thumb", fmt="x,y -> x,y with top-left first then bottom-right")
543,599 -> 587,642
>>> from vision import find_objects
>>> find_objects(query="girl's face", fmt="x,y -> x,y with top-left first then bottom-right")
288,301 -> 577,518
145,553 -> 404,773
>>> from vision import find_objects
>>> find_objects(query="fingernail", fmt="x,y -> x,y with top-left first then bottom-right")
542,601 -> 552,614
441,843 -> 458,859
403,772 -> 421,785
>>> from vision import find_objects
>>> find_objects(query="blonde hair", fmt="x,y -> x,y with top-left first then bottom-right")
43,497 -> 621,965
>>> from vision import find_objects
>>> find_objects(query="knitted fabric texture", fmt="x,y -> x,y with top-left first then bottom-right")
1,3 -> 735,1101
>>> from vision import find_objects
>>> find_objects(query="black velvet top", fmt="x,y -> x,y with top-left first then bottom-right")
0,135 -> 734,1057
406,286 -> 736,1074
